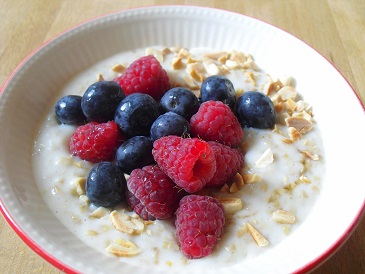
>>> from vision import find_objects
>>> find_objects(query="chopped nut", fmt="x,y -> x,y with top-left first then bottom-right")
228,50 -> 247,63
106,238 -> 141,257
246,223 -> 269,247
296,100 -> 312,112
285,116 -> 313,134
145,47 -> 164,63
292,110 -> 312,121
186,63 -> 206,82
187,56 -> 198,64
279,75 -> 296,87
96,73 -> 104,82
299,175 -> 312,184
272,210 -> 296,224
79,195 -> 89,204
274,102 -> 285,113
178,48 -> 190,58
203,61 -> 221,75
242,59 -> 258,70
278,112 -> 290,125
217,197 -> 243,215
264,80 -> 284,95
242,174 -> 261,184
220,183 -> 230,193
90,206 -> 111,219
73,177 -> 86,196
255,148 -> 274,168
282,138 -> 294,144
86,230 -> 99,236
144,220 -> 155,226
287,126 -> 302,141
270,93 -> 281,104
225,60 -> 240,69
161,47 -> 172,56
286,98 -> 297,111
229,182 -> 239,193
171,56 -> 184,70
110,210 -> 145,235
111,64 -> 125,73
278,86 -> 297,101
301,150 -> 320,161
231,173 -> 244,189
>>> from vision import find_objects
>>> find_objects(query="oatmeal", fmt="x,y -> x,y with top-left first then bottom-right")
32,46 -> 324,270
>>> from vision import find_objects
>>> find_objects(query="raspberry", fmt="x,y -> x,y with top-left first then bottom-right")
127,165 -> 183,220
206,141 -> 244,187
175,195 -> 225,259
126,190 -> 155,221
69,121 -> 124,163
190,100 -> 243,147
152,136 -> 216,193
114,55 -> 170,100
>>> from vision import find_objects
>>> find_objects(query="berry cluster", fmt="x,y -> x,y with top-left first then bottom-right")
54,54 -> 276,259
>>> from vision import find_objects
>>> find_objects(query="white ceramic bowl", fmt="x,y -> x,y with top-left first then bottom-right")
1,6 -> 365,274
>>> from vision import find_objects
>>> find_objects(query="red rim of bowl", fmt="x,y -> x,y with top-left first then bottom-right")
1,5 -> 365,274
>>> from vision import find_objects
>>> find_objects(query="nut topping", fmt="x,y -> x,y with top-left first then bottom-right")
278,86 -> 297,101
285,116 -> 313,134
110,210 -> 145,235
106,238 -> 142,257
301,150 -> 320,161
272,210 -> 296,224
246,223 -> 269,247
217,197 -> 243,215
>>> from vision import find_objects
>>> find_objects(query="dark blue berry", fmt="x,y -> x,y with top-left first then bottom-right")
200,75 -> 236,110
115,136 -> 155,174
114,93 -> 160,137
86,161 -> 126,208
150,112 -> 190,141
55,95 -> 86,125
236,91 -> 276,129
81,81 -> 125,122
159,87 -> 199,120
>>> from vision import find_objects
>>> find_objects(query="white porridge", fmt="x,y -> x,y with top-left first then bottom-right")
32,46 -> 324,271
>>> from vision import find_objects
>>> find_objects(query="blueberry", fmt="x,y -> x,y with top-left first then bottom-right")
86,161 -> 126,208
81,81 -> 125,122
55,95 -> 86,125
200,75 -> 236,110
114,93 -> 160,137
115,136 -> 155,174
159,87 -> 199,120
150,112 -> 190,141
236,91 -> 276,129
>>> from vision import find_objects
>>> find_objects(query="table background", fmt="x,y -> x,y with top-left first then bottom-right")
1,0 -> 364,273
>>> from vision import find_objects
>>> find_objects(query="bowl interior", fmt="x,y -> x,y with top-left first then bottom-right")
1,6 -> 365,274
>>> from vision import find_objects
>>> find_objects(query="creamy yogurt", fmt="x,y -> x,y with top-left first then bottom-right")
32,46 -> 324,271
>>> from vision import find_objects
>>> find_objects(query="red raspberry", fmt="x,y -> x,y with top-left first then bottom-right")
127,165 -> 183,220
69,121 -> 124,163
126,190 -> 156,221
152,136 -> 216,193
190,100 -> 243,147
206,141 -> 244,187
114,55 -> 170,100
175,195 -> 225,259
